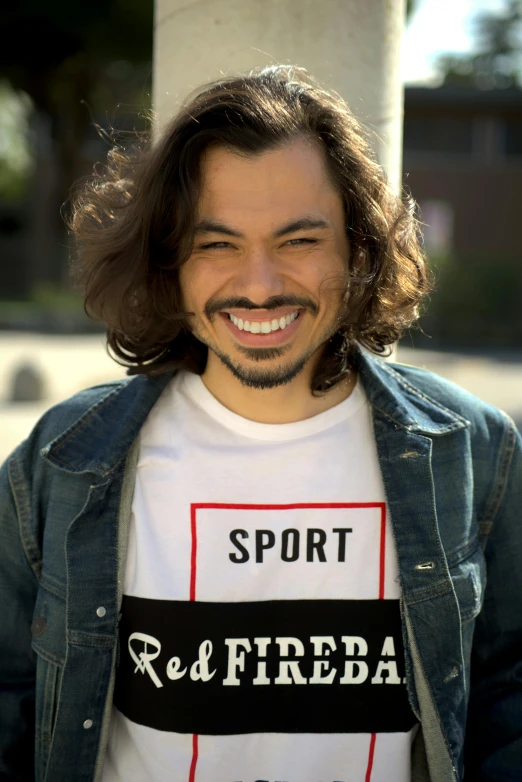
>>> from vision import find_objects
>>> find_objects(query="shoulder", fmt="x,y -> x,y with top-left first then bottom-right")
3,378 -> 133,474
0,379 -> 134,522
356,345 -> 514,442
9,370 -> 174,481
387,359 -> 513,439
31,378 -> 134,449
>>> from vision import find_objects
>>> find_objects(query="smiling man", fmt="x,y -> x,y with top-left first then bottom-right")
181,139 -> 354,420
1,66 -> 521,782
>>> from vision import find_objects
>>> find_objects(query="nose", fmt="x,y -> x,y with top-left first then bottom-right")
231,248 -> 284,303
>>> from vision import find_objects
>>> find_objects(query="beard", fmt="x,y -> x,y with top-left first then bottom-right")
207,341 -> 315,389
193,316 -> 342,390
186,292 -> 344,390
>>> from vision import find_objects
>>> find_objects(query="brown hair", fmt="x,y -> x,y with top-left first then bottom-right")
69,65 -> 430,391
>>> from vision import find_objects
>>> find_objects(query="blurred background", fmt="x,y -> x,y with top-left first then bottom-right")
1,0 -> 521,461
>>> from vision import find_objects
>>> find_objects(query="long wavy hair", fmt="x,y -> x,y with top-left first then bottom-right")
69,65 -> 430,392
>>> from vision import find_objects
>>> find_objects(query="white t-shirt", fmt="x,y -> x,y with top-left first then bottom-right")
102,371 -> 417,782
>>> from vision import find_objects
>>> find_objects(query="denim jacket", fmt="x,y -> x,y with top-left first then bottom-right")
1,348 -> 521,782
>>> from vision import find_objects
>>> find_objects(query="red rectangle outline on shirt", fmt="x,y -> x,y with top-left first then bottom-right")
188,502 -> 386,782
190,502 -> 387,601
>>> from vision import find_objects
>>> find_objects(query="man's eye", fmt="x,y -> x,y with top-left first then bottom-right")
197,238 -> 317,250
286,238 -> 317,246
199,242 -> 232,250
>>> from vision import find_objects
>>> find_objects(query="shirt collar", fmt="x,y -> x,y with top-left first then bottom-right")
42,347 -> 469,477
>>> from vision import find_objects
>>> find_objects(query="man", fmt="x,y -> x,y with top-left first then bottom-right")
1,66 -> 521,782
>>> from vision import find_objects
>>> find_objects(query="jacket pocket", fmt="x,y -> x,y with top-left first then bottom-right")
448,541 -> 486,624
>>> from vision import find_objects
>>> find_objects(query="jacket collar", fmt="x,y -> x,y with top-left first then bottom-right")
42,348 -> 469,477
42,372 -> 175,477
354,347 -> 470,435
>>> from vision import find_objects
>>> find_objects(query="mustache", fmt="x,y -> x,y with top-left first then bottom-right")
204,295 -> 319,318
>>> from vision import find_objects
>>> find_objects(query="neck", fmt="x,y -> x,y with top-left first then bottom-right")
201,358 -> 357,424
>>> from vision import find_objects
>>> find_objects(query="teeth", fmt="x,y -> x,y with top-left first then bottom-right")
228,310 -> 299,334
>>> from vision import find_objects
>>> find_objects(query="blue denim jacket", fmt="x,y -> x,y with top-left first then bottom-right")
1,348 -> 521,782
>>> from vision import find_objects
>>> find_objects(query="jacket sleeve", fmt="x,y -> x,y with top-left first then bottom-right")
464,416 -> 522,780
0,445 -> 39,780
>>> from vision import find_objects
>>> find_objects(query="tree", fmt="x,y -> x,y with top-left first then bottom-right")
406,0 -> 419,22
437,0 -> 522,89
0,0 -> 153,287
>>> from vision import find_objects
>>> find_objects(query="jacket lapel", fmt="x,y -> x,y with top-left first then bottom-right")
356,350 -> 469,781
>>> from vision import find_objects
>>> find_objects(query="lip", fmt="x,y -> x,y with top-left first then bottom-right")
219,309 -> 304,347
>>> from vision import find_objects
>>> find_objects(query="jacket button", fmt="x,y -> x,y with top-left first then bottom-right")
83,719 -> 93,729
96,606 -> 106,618
31,616 -> 46,636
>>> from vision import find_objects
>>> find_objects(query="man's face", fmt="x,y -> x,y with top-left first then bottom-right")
179,138 -> 350,390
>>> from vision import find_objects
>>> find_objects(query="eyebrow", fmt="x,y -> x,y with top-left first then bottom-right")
273,217 -> 331,238
193,216 -> 331,239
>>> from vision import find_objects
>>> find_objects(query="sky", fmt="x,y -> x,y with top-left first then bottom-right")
402,0 -> 509,84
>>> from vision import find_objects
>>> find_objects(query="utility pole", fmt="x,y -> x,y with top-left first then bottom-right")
153,0 -> 406,193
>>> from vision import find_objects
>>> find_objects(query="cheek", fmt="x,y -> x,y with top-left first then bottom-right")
178,269 -> 191,312
306,263 -> 344,301
179,260 -> 206,309
184,257 -> 234,306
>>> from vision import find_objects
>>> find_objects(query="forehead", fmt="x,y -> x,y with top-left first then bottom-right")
196,139 -> 343,225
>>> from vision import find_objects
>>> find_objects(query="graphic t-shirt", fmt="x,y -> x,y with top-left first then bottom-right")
102,372 -> 417,782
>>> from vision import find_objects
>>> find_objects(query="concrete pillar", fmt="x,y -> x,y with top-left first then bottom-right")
153,0 -> 406,192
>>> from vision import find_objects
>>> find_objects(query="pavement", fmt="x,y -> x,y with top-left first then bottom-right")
1,333 -> 521,464
0,333 -> 126,465
398,346 -> 522,430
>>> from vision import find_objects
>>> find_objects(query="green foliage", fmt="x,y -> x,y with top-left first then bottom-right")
0,0 -> 154,200
0,283 -> 84,314
0,82 -> 33,200
411,254 -> 522,349
406,0 -> 418,22
437,0 -> 522,88
30,283 -> 85,312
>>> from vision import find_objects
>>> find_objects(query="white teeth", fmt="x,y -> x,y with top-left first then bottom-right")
228,310 -> 299,334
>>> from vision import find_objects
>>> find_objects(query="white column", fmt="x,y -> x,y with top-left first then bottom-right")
153,0 -> 406,191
